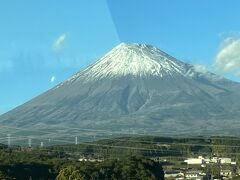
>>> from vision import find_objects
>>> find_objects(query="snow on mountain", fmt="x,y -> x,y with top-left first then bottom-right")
2,42 -> 240,140
81,43 -> 188,78
58,43 -> 224,89
56,43 -> 180,87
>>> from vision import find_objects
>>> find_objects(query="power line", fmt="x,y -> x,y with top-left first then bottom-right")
1,135 -> 240,157
1,124 -> 240,142
28,138 -> 240,156
1,133 -> 240,150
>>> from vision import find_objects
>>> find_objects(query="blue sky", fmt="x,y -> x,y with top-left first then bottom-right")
1,0 -> 240,114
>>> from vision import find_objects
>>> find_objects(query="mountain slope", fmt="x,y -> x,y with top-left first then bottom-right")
1,43 -> 240,138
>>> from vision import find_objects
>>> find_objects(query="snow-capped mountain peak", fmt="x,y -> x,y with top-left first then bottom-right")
58,43 -> 223,88
80,43 -> 188,79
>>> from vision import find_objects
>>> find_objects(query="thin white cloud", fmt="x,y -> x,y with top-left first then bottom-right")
193,64 -> 208,74
214,37 -> 240,76
50,76 -> 55,83
53,33 -> 67,51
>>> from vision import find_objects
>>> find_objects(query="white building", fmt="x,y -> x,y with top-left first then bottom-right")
184,156 -> 204,165
184,156 -> 235,166
78,158 -> 88,162
164,171 -> 179,178
185,171 -> 203,180
219,158 -> 231,164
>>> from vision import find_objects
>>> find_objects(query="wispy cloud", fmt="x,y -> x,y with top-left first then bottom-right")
53,33 -> 67,52
214,37 -> 240,76
193,64 -> 208,74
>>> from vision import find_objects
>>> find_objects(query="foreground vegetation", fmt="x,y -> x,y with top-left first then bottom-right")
0,135 -> 239,179
0,150 -> 164,179
57,156 -> 164,180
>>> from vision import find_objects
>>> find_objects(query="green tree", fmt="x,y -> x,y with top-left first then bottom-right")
56,155 -> 164,180
0,171 -> 11,180
56,166 -> 83,180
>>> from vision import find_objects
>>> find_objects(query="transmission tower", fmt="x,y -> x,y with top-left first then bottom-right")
28,137 -> 32,148
75,136 -> 78,145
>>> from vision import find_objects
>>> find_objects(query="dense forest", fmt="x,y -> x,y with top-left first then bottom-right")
0,151 -> 164,179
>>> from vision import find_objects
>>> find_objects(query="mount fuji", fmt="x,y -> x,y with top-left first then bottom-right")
1,43 -> 240,138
